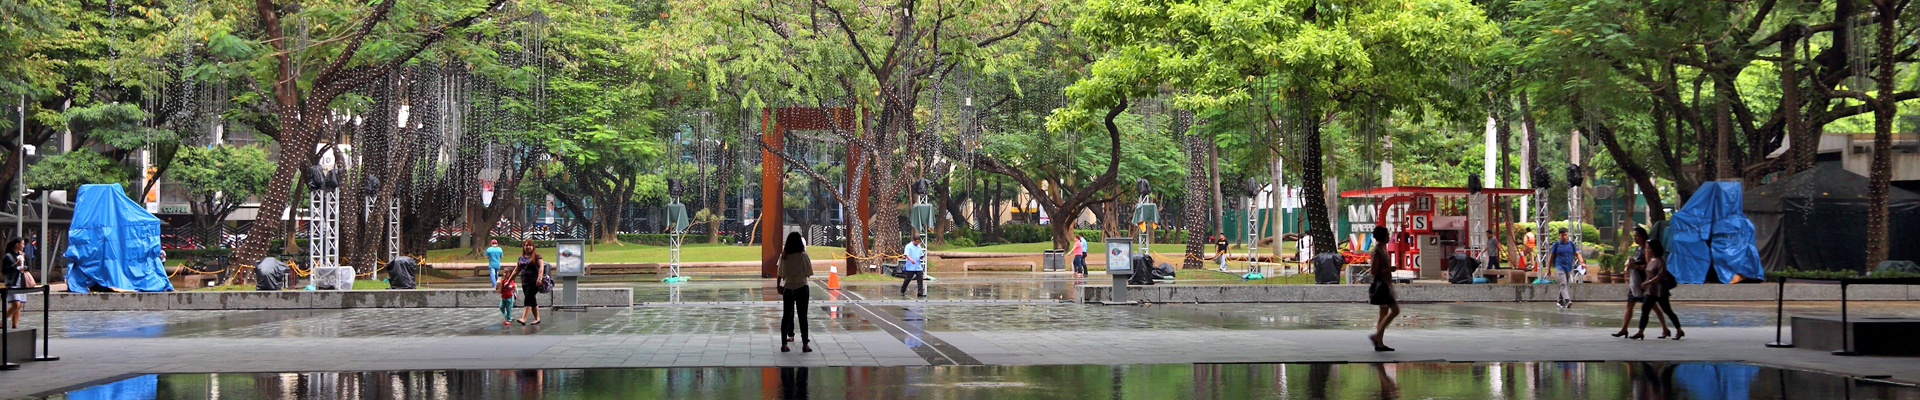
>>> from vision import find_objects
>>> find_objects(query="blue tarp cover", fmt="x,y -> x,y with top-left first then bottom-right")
1667,182 -> 1765,283
63,184 -> 173,292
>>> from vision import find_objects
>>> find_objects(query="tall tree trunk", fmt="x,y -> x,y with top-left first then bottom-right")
1492,94 -> 1514,187
1209,141 -> 1224,234
1520,95 -> 1536,185
1181,131 -> 1210,269
1783,24 -> 1814,174
1865,1 -> 1897,271
1580,103 -> 1668,223
1296,99 -> 1336,255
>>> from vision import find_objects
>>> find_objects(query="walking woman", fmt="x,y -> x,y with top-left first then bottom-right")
4,238 -> 28,329
509,240 -> 547,325
776,232 -> 814,352
1367,227 -> 1399,351
1632,238 -> 1684,340
1614,227 -> 1667,338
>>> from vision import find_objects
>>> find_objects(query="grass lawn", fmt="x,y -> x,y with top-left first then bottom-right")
415,239 -> 1306,265
423,243 -> 843,264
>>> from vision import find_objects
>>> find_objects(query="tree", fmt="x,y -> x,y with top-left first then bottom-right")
219,0 -> 522,267
170,145 -> 273,247
1067,0 -> 1501,255
673,0 -> 1049,265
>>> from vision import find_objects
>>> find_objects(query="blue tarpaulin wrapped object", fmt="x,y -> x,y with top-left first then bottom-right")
1667,182 -> 1765,283
62,184 -> 173,293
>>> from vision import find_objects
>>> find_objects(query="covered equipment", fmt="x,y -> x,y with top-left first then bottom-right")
254,257 -> 290,290
63,184 -> 174,293
386,256 -> 419,289
1446,252 -> 1480,284
1745,164 -> 1920,272
1668,181 -> 1764,283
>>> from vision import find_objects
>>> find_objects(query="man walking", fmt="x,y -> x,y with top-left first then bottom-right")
1548,228 -> 1585,308
901,237 -> 927,298
1070,233 -> 1089,278
485,239 -> 505,288
1213,233 -> 1229,271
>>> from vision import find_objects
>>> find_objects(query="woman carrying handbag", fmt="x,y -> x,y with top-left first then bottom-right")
5,238 -> 33,329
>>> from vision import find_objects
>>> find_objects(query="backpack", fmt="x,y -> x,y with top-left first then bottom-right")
538,263 -> 555,293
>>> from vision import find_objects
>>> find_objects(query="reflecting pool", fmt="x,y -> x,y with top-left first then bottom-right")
48,361 -> 1917,399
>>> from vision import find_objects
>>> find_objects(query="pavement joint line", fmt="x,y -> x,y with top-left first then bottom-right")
821,279 -> 975,366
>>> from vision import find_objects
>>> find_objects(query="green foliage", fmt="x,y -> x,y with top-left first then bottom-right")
947,236 -> 978,248
171,145 -> 272,199
1515,221 -> 1603,245
165,248 -> 235,259
1000,223 -> 1052,244
25,149 -> 126,190
63,102 -> 178,150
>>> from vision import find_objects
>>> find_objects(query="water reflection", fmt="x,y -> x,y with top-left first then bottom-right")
47,362 -> 1916,399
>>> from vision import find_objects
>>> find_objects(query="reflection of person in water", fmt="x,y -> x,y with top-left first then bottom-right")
517,369 -> 546,399
1372,363 -> 1401,399
779,367 -> 810,399
1630,362 -> 1672,400
902,306 -> 926,348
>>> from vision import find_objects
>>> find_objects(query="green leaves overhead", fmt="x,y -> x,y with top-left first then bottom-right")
170,145 -> 273,199
25,149 -> 127,190
1063,0 -> 1502,121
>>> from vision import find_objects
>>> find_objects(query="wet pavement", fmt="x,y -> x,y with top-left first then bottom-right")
45,361 -> 1918,399
616,278 -> 1085,304
28,300 -> 1920,339
9,278 -> 1920,398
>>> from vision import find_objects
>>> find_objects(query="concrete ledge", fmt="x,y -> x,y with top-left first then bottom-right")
1077,283 -> 1920,304
23,288 -> 632,311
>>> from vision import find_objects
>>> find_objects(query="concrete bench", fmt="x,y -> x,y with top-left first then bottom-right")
1477,269 -> 1531,284
3,329 -> 37,363
962,261 -> 1037,272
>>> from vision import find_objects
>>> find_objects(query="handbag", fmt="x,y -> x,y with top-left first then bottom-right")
20,270 -> 35,288
539,274 -> 555,293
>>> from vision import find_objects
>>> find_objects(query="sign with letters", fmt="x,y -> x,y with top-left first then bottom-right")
1407,213 -> 1433,233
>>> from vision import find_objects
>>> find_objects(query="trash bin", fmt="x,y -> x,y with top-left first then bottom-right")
1043,250 -> 1066,271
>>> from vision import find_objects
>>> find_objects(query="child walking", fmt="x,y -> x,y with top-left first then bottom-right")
497,275 -> 516,326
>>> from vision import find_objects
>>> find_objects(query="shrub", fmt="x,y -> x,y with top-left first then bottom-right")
1000,223 -> 1051,244
165,248 -> 234,259
1514,221 -> 1602,245
615,234 -> 676,246
947,236 -> 977,248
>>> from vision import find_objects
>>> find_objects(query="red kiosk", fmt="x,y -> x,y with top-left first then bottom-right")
1340,186 -> 1532,280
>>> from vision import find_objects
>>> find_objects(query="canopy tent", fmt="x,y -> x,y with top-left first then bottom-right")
1745,163 -> 1920,272
62,184 -> 173,293
1667,181 -> 1764,284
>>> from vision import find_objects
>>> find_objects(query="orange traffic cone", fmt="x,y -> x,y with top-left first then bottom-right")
828,263 -> 841,290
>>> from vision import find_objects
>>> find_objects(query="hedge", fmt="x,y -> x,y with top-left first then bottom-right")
165,248 -> 234,259
1070,229 -> 1189,245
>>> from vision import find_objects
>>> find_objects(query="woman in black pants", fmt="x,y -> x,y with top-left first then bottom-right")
510,240 -> 547,325
1632,239 -> 1683,340
775,232 -> 814,352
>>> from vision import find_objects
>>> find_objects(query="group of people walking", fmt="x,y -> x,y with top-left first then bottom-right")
1363,225 -> 1684,351
1616,227 -> 1683,340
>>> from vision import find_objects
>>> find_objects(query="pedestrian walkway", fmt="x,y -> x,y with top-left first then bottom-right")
4,294 -> 1917,397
